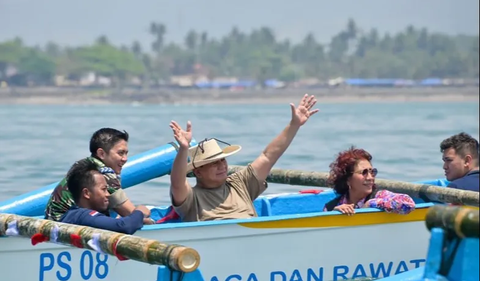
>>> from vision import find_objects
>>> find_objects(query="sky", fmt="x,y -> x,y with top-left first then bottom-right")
0,0 -> 478,50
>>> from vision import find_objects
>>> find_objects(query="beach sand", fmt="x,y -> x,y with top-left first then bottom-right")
0,86 -> 478,105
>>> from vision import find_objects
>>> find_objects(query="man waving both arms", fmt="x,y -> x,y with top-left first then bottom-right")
169,94 -> 319,222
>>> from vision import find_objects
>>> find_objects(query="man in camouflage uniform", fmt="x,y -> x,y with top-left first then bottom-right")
44,128 -> 153,224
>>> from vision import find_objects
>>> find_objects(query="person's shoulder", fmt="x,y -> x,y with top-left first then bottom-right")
467,170 -> 480,178
451,170 -> 479,183
324,195 -> 343,211
85,157 -> 119,176
68,206 -> 102,216
74,208 -> 106,222
62,206 -> 108,225
80,157 -> 118,179
226,163 -> 255,181
448,171 -> 479,191
447,179 -> 459,188
52,176 -> 69,191
60,206 -> 82,222
72,156 -> 110,171
51,159 -> 92,196
56,158 -> 92,187
66,157 -> 94,172
84,156 -> 105,168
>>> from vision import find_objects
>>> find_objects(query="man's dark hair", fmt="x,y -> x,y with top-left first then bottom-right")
89,128 -> 129,156
67,160 -> 100,203
440,132 -> 479,164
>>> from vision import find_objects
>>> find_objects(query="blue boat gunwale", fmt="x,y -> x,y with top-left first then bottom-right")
135,178 -> 447,230
134,178 -> 447,230
2,178 -> 448,233
140,202 -> 436,231
24,202 -> 435,231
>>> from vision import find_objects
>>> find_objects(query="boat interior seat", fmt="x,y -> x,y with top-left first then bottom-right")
149,189 -> 339,223
255,179 -> 451,217
148,179 -> 451,223
145,190 -> 331,223
253,189 -> 338,217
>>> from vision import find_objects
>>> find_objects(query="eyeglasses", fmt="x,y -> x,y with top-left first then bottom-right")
353,168 -> 378,177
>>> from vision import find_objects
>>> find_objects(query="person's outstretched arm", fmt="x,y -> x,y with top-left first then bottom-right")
251,94 -> 319,182
169,121 -> 193,206
76,208 -> 146,234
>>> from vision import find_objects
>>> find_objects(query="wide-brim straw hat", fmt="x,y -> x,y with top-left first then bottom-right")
186,138 -> 241,172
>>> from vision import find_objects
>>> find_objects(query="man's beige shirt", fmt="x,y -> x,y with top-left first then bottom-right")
173,164 -> 267,222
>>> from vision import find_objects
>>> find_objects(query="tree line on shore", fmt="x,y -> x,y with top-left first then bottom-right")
0,19 -> 478,87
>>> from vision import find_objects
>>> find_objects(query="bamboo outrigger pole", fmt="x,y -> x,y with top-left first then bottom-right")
425,205 -> 479,238
0,213 -> 200,273
224,165 -> 480,207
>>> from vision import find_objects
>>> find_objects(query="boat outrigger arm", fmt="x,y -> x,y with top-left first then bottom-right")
0,213 -> 201,273
379,205 -> 479,281
224,165 -> 480,206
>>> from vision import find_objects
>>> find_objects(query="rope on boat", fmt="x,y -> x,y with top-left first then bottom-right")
425,205 -> 479,238
0,213 -> 200,273
222,165 -> 480,207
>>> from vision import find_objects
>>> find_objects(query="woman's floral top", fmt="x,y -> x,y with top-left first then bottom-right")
325,190 -> 416,214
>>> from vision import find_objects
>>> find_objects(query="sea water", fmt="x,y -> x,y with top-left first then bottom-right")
0,101 -> 478,206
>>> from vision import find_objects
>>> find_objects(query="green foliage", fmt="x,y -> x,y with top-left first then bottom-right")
18,49 -> 56,81
0,19 -> 478,86
74,43 -> 144,79
0,38 -> 56,85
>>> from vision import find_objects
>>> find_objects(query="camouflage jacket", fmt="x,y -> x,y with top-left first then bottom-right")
44,157 -> 123,221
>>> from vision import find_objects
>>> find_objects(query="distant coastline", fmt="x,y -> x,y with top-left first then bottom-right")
0,86 -> 478,105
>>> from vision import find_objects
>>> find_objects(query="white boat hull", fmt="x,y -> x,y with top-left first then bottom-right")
0,205 -> 432,281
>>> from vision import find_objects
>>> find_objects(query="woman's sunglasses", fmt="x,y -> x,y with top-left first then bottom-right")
354,168 -> 378,177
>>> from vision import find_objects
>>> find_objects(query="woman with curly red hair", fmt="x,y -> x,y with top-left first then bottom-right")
323,146 -> 415,215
